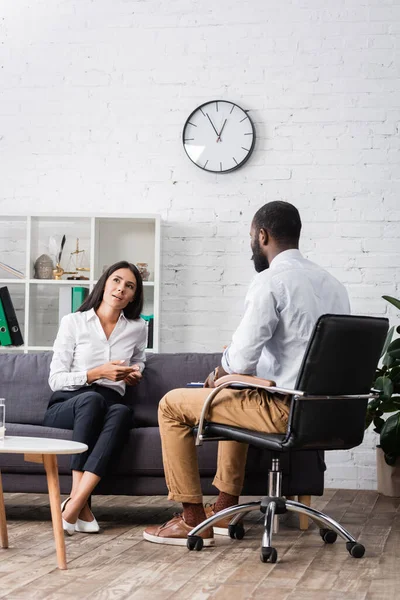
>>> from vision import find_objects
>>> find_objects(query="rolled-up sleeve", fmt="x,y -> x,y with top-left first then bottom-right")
129,320 -> 148,373
222,275 -> 279,375
48,315 -> 88,391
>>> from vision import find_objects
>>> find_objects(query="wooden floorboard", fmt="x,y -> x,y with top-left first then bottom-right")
0,490 -> 399,599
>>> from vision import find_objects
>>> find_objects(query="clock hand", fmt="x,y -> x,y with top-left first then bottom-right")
206,113 -> 219,137
217,119 -> 227,142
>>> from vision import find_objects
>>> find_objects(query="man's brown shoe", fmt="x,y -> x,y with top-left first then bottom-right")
205,504 -> 238,536
143,514 -> 215,546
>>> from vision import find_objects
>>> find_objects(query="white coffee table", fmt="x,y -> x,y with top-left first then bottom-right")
0,436 -> 87,570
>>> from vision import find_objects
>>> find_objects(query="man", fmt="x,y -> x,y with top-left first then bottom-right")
143,201 -> 350,546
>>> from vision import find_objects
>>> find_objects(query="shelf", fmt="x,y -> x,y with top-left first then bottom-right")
0,279 -> 26,284
28,279 -> 91,285
0,214 -> 160,353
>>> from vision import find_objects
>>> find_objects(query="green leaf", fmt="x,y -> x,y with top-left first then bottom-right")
383,377 -> 394,399
389,366 -> 400,384
367,397 -> 382,410
383,296 -> 400,311
384,453 -> 397,466
365,412 -> 373,430
383,353 -> 396,368
388,338 -> 400,360
381,326 -> 394,358
373,416 -> 385,433
380,412 -> 400,458
374,376 -> 385,391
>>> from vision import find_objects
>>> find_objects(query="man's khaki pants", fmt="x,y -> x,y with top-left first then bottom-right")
158,386 -> 290,504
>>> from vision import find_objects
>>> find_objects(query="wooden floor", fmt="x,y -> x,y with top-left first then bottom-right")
0,489 -> 399,599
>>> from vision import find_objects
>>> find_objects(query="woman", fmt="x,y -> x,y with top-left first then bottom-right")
43,261 -> 147,535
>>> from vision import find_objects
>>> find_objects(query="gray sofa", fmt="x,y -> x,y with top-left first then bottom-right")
0,352 -> 324,498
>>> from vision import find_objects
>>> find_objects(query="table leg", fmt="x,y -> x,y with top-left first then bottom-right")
43,454 -> 67,570
0,470 -> 8,548
298,495 -> 311,530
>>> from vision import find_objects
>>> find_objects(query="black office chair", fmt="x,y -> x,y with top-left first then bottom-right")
187,314 -> 389,563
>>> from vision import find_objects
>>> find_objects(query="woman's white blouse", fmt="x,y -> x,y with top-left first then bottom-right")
49,308 -> 147,395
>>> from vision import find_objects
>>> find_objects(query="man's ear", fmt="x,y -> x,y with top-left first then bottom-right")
259,228 -> 269,247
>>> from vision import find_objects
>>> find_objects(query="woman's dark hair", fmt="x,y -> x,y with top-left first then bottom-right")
253,201 -> 301,246
78,261 -> 144,319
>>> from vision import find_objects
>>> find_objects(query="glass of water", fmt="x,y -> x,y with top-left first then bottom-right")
0,399 -> 5,441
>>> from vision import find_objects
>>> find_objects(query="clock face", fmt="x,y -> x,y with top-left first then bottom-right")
182,100 -> 255,173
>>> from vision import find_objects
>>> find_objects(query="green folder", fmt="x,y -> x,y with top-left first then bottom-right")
71,287 -> 89,313
0,298 -> 12,345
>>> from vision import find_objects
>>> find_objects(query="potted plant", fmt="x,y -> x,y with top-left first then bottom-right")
365,296 -> 400,496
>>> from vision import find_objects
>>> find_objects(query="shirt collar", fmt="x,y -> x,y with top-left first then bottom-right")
270,248 -> 302,269
85,307 -> 126,322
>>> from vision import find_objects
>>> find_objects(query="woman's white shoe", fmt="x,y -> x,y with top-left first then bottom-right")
62,517 -> 76,536
75,510 -> 100,533
61,497 -> 76,536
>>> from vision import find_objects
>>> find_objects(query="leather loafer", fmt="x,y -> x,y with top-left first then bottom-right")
143,514 -> 214,546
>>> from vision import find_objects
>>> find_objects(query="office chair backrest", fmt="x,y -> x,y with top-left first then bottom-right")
285,314 -> 389,451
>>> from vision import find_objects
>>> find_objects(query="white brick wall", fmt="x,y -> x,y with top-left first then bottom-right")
1,0 -> 400,490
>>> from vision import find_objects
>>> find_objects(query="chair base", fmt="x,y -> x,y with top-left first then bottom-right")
187,497 -> 366,563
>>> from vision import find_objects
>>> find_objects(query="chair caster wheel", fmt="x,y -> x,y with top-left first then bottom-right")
319,528 -> 337,544
260,547 -> 277,563
187,536 -> 204,551
228,523 -> 245,540
346,542 -> 365,558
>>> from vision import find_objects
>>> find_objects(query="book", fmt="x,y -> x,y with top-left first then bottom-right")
0,261 -> 24,279
0,287 -> 24,346
71,287 -> 89,312
0,297 -> 12,345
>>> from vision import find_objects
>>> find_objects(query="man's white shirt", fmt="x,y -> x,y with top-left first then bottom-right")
222,249 -> 350,388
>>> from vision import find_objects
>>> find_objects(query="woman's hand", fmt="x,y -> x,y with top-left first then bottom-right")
87,361 -> 136,384
124,363 -> 142,386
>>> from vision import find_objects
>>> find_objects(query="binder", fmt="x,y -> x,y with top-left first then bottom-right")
0,287 -> 24,346
0,297 -> 12,345
141,314 -> 154,349
71,287 -> 89,312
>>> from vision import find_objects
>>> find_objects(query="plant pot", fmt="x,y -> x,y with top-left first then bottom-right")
376,447 -> 400,497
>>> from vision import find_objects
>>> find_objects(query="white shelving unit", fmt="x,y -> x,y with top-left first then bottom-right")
0,214 -> 160,353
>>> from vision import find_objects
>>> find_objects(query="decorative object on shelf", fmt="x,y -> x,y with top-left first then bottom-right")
66,239 -> 90,280
34,254 -> 54,279
182,100 -> 256,173
52,235 -> 77,280
136,263 -> 150,281
0,261 -> 24,279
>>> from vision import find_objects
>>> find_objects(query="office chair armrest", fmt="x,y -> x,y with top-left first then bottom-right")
216,374 -> 276,387
195,375 -> 304,446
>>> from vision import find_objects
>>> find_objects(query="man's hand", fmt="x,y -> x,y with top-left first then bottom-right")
204,365 -> 228,388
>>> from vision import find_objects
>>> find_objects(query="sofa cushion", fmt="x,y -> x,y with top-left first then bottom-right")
126,352 -> 222,426
0,353 -> 53,425
0,424 -> 219,478
0,351 -> 222,428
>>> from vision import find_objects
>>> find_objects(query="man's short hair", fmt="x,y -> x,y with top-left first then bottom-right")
253,201 -> 302,245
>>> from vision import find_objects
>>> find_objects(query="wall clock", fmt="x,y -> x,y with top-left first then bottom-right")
182,100 -> 256,173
